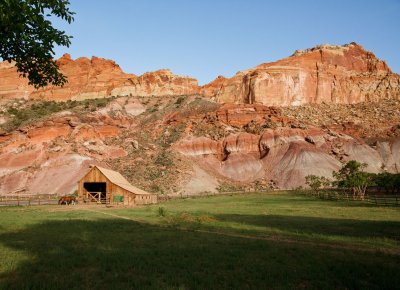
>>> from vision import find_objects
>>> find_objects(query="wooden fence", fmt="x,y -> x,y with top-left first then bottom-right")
366,195 -> 400,206
0,194 -> 64,207
296,189 -> 400,206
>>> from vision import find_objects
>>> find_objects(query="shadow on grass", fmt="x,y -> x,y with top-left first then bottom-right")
0,218 -> 399,290
215,214 -> 400,240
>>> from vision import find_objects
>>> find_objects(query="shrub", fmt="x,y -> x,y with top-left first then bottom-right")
175,96 -> 186,106
2,98 -> 113,132
305,175 -> 331,195
150,184 -> 165,194
158,207 -> 166,217
154,151 -> 174,167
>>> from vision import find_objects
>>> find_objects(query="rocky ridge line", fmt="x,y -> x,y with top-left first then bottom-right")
0,43 -> 399,106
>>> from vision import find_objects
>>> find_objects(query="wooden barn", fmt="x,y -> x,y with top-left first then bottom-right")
77,165 -> 157,205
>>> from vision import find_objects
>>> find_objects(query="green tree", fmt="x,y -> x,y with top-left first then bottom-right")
0,0 -> 74,88
333,160 -> 374,200
305,175 -> 331,196
373,172 -> 400,194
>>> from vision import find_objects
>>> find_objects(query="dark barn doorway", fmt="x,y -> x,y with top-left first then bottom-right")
84,182 -> 107,203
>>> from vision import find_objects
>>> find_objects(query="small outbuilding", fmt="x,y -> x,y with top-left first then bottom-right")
77,165 -> 157,205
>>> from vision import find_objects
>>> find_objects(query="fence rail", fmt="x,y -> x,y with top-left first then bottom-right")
296,189 -> 400,206
0,194 -> 63,207
366,195 -> 400,206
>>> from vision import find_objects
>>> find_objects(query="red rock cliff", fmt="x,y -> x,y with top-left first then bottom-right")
0,54 -> 199,101
201,43 -> 400,105
0,43 -> 399,105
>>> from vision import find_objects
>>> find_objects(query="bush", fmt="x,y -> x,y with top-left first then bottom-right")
150,184 -> 164,194
305,175 -> 331,195
2,98 -> 113,132
154,151 -> 174,167
158,207 -> 166,217
175,96 -> 186,106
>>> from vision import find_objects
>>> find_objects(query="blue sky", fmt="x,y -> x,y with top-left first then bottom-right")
53,0 -> 400,85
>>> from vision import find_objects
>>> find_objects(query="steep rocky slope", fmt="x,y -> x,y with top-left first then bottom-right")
0,95 -> 399,195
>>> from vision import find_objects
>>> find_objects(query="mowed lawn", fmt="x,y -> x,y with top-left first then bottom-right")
0,193 -> 399,290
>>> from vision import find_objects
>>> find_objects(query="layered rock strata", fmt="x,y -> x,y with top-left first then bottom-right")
1,43 -> 399,106
202,43 -> 400,106
0,54 -> 199,102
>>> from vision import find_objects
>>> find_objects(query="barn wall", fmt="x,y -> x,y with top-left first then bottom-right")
78,167 -> 157,205
78,167 -> 111,202
110,184 -> 135,206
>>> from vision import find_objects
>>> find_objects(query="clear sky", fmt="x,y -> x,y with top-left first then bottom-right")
53,0 -> 400,85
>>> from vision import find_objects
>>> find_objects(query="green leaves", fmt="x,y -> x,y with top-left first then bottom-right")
0,0 -> 74,88
332,160 -> 374,199
305,175 -> 331,192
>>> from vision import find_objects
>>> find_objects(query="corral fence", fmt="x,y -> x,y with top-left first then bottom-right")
0,194 -> 64,207
366,194 -> 400,206
295,188 -> 400,207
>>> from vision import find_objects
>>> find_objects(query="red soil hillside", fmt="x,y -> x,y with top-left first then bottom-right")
0,96 -> 399,194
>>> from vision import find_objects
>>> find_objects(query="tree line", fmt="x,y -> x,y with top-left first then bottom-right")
305,160 -> 400,200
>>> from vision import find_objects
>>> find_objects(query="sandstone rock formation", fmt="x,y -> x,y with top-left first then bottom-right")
1,42 -> 399,106
1,42 -> 400,194
0,54 -> 199,102
202,43 -> 400,106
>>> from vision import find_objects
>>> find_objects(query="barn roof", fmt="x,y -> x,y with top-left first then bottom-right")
95,166 -> 151,195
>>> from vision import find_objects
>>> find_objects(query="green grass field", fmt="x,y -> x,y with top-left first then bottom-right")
0,193 -> 399,290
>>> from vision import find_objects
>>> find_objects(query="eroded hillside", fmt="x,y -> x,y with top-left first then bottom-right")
1,95 -> 399,195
